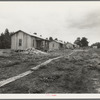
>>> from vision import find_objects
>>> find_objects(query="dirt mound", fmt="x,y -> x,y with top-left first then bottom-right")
23,48 -> 48,55
0,49 -> 11,57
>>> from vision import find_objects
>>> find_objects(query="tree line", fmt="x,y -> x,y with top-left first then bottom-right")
0,28 -> 14,49
74,37 -> 89,47
74,37 -> 100,48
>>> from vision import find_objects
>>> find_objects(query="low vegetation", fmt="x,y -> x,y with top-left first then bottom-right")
0,49 -> 100,93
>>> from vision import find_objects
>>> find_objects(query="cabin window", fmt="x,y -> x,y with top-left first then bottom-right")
41,41 -> 43,46
41,41 -> 45,47
19,39 -> 22,46
45,42 -> 47,46
53,43 -> 54,47
42,41 -> 45,46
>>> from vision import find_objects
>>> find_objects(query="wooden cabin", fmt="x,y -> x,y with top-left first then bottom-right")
73,44 -> 80,48
49,40 -> 64,51
65,42 -> 74,49
92,46 -> 97,49
11,30 -> 49,51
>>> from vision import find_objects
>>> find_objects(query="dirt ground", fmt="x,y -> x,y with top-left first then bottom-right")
0,49 -> 72,81
0,48 -> 100,93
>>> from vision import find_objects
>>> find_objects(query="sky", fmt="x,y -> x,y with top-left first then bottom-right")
0,1 -> 100,45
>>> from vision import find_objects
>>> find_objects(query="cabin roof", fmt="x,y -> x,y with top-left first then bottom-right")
50,40 -> 64,44
65,42 -> 73,45
12,30 -> 49,41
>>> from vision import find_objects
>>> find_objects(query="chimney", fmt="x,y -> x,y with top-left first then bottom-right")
33,33 -> 37,35
46,38 -> 48,40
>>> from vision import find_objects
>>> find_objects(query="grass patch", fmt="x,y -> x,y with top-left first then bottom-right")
0,56 -> 94,93
4,61 -> 20,67
0,49 -> 99,93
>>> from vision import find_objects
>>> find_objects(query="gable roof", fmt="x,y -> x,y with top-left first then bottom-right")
12,30 -> 49,41
65,42 -> 73,45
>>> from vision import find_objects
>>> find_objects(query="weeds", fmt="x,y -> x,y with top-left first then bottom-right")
4,61 -> 20,67
0,49 -> 99,93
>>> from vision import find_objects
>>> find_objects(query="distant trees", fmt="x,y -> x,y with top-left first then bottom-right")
81,37 -> 89,47
91,42 -> 100,48
74,37 -> 89,47
0,28 -> 14,49
49,37 -> 53,41
74,37 -> 81,47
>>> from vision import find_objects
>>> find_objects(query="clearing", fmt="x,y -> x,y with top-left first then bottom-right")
0,49 -> 100,93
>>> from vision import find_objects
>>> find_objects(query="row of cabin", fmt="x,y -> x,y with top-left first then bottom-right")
11,30 -> 65,51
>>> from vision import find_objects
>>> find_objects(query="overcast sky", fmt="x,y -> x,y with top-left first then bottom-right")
0,1 -> 100,45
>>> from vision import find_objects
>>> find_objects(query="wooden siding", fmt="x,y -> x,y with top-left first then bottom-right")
11,31 -> 37,50
65,43 -> 74,49
11,31 -> 49,51
49,41 -> 60,51
31,36 -> 37,48
11,34 -> 16,50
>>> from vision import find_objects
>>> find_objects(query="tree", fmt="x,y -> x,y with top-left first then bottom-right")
0,33 -> 5,48
4,28 -> 11,48
0,28 -> 14,49
74,37 -> 81,47
49,37 -> 53,41
80,37 -> 89,47
5,28 -> 9,36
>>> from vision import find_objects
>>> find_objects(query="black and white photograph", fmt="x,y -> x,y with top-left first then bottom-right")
0,1 -> 100,96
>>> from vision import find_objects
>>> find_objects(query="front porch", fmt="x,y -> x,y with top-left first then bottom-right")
36,38 -> 49,52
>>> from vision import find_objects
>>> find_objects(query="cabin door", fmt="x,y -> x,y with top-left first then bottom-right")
36,40 -> 42,50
